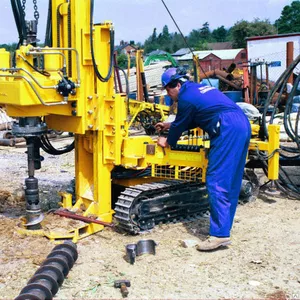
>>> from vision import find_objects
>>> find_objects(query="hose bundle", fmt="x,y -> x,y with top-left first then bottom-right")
259,55 -> 300,198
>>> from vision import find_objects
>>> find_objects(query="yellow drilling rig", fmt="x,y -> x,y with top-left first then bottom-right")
0,0 -> 280,242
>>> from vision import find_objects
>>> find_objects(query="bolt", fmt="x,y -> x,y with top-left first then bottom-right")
88,125 -> 93,129
87,96 -> 93,100
71,102 -> 77,108
72,110 -> 77,116
88,110 -> 93,115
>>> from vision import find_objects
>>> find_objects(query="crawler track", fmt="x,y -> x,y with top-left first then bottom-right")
114,180 -> 209,234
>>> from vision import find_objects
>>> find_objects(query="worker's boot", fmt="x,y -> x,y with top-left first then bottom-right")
196,236 -> 231,251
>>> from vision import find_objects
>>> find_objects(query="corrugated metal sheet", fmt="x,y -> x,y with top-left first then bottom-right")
178,49 -> 244,61
172,48 -> 192,56
207,42 -> 233,50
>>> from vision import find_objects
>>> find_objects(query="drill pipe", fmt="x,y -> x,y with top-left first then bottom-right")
54,209 -> 115,227
15,241 -> 78,300
0,138 -> 15,147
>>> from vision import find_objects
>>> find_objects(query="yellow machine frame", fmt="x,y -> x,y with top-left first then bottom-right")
0,0 -> 280,242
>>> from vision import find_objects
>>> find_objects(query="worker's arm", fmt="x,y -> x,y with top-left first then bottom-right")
167,100 -> 196,146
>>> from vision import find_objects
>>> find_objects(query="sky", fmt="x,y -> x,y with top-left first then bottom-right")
0,0 -> 294,45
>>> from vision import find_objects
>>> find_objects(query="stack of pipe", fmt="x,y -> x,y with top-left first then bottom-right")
0,131 -> 25,147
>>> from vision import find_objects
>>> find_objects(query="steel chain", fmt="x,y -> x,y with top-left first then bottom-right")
33,0 -> 39,22
21,0 -> 26,16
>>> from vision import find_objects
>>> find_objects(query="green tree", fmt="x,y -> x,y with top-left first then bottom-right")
275,1 -> 300,33
151,28 -> 157,43
231,20 -> 250,48
231,19 -> 276,48
211,26 -> 228,42
187,29 -> 202,47
143,25 -> 171,53
171,32 -> 186,53
0,43 -> 18,52
251,18 -> 277,36
117,53 -> 129,69
157,25 -> 171,46
143,28 -> 160,54
195,41 -> 210,51
199,22 -> 211,41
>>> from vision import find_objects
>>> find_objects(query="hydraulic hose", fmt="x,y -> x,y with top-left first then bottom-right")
114,65 -> 130,116
90,0 -> 114,82
11,0 -> 27,45
44,0 -> 52,47
283,73 -> 300,148
261,54 -> 300,163
11,0 -> 28,66
262,54 -> 300,138
40,134 -> 74,155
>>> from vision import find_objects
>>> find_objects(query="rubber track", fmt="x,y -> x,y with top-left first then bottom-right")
114,180 -> 210,234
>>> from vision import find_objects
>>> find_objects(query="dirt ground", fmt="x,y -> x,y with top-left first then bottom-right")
0,138 -> 299,300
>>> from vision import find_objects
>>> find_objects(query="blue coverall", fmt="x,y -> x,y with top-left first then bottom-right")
167,81 -> 251,237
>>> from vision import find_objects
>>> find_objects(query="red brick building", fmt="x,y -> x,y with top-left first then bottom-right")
178,49 -> 247,72
115,42 -> 138,57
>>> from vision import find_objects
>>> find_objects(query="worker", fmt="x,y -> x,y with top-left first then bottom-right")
155,67 -> 251,251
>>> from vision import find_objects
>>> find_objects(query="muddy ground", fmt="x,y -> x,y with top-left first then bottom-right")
0,137 -> 299,300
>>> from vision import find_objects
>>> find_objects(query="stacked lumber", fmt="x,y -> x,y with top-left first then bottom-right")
118,61 -> 171,93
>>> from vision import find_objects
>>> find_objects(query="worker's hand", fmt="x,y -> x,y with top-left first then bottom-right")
155,122 -> 171,133
157,137 -> 169,148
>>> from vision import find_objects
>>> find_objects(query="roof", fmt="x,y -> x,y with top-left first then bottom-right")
207,42 -> 233,50
172,48 -> 192,56
146,50 -> 168,56
114,43 -> 137,52
178,48 -> 244,61
246,32 -> 300,41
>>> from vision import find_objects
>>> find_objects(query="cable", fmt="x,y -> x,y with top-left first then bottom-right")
40,134 -> 74,155
160,0 -> 211,85
44,0 -> 52,47
111,166 -> 151,179
263,54 -> 300,138
114,65 -> 131,116
11,0 -> 28,66
11,0 -> 27,45
250,150 -> 300,199
22,57 -> 51,77
90,0 -> 114,82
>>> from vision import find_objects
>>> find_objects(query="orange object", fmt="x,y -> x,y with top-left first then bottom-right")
243,65 -> 250,103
